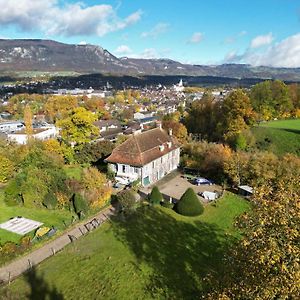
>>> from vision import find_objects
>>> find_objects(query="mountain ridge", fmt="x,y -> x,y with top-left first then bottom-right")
1,39 -> 300,81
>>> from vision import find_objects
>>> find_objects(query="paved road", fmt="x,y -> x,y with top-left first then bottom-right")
0,206 -> 116,285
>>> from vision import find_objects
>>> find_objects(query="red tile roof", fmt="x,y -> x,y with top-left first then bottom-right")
106,128 -> 180,167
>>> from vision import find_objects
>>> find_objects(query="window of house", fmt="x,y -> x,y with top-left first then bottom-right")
134,167 -> 139,174
152,161 -> 155,168
122,165 -> 126,173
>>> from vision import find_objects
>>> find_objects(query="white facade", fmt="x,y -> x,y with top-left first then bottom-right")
173,79 -> 184,92
109,148 -> 180,186
133,112 -> 153,120
7,126 -> 59,144
0,121 -> 24,133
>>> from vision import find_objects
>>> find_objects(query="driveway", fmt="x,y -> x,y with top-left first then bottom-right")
141,173 -> 222,203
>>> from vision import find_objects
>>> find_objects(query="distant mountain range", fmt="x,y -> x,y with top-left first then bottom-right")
0,39 -> 300,81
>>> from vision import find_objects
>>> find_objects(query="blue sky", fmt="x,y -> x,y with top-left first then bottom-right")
0,0 -> 300,67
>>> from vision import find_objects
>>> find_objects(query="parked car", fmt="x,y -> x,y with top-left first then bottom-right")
113,182 -> 122,189
115,176 -> 130,185
193,177 -> 213,186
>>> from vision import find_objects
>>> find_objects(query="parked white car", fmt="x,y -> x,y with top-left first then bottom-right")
115,176 -> 130,185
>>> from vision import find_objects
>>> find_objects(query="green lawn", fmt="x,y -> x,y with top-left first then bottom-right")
259,118 -> 300,130
252,119 -> 300,156
0,190 -> 74,245
2,192 -> 250,300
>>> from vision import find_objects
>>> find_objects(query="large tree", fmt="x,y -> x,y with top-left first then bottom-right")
185,92 -> 220,141
288,83 -> 300,116
45,95 -> 78,122
250,80 -> 293,120
219,89 -> 256,142
24,104 -> 33,136
204,156 -> 300,299
57,107 -> 99,150
162,120 -> 187,143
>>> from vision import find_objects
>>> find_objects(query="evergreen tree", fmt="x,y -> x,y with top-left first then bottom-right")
176,188 -> 204,216
149,186 -> 163,205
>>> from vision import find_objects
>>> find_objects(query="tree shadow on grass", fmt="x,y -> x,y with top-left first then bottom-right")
24,267 -> 63,300
111,206 -> 235,299
0,267 -> 63,300
282,128 -> 300,135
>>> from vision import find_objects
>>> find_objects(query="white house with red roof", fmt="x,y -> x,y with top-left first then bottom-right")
106,127 -> 180,186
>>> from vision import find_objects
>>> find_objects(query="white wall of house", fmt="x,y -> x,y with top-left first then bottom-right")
7,126 -> 59,144
0,121 -> 24,133
109,147 -> 180,186
100,124 -> 118,132
133,112 -> 153,120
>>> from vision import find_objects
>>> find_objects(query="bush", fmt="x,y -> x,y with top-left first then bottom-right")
0,155 -> 14,183
149,186 -> 163,205
130,179 -> 141,192
4,180 -> 23,206
175,188 -> 204,216
161,201 -> 174,209
43,192 -> 57,209
117,190 -> 137,213
73,193 -> 88,218
1,242 -> 18,256
19,236 -> 31,250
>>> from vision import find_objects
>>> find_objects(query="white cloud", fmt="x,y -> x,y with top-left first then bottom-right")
141,23 -> 169,38
0,0 -> 142,37
114,45 -> 133,56
139,48 -> 159,59
78,41 -> 87,45
250,32 -> 274,48
224,33 -> 300,68
188,32 -> 203,44
250,33 -> 300,67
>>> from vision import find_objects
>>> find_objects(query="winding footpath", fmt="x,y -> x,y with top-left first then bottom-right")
0,206 -> 116,285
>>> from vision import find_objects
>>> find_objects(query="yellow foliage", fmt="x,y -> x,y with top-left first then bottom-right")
294,108 -> 300,118
56,192 -> 70,209
24,104 -> 33,136
43,139 -> 64,158
90,186 -> 112,209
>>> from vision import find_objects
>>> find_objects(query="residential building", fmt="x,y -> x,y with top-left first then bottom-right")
94,120 -> 121,133
6,125 -> 59,144
0,121 -> 24,133
106,127 -> 180,186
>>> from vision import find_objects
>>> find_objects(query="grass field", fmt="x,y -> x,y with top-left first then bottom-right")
2,192 -> 250,300
0,190 -> 74,245
252,119 -> 300,156
259,119 -> 300,130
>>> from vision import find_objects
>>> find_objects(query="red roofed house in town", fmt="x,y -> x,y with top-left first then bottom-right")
106,127 -> 180,186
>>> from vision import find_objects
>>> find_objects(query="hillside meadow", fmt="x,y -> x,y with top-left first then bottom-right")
252,119 -> 300,156
1,193 -> 250,300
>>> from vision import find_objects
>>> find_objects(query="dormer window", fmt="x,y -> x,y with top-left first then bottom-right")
167,142 -> 172,148
159,145 -> 165,152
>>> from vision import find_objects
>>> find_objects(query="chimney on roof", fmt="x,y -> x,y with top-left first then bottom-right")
168,128 -> 173,136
